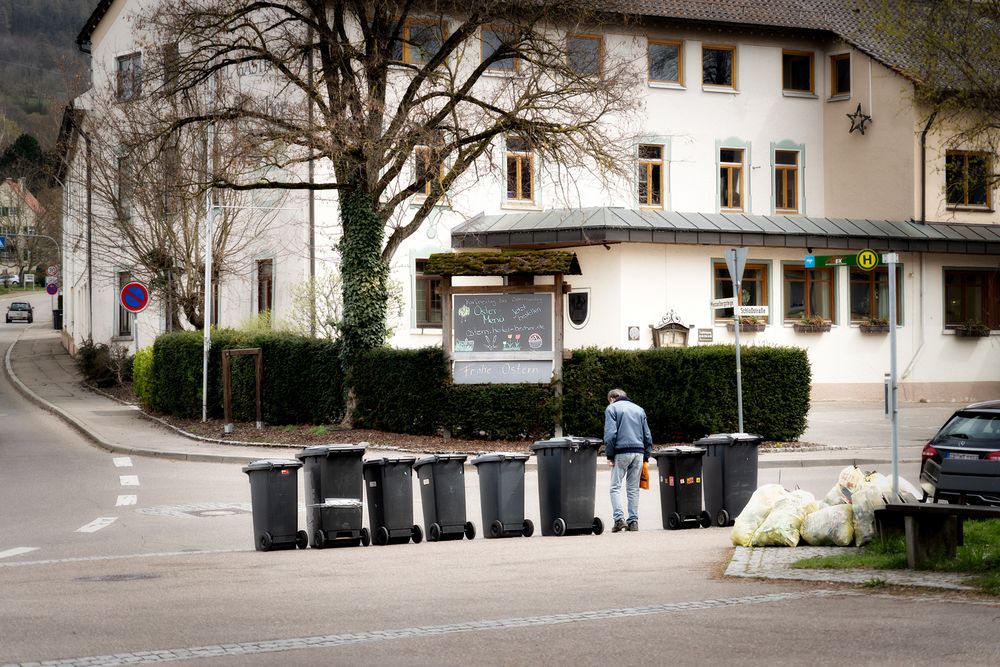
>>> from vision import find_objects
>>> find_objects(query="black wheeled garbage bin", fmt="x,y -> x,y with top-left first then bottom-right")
363,457 -> 423,545
530,436 -> 604,536
52,309 -> 62,330
242,458 -> 307,551
472,453 -> 533,539
413,454 -> 476,542
698,433 -> 763,527
296,444 -> 369,549
652,446 -> 711,530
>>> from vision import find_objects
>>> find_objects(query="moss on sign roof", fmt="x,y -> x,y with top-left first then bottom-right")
424,251 -> 581,276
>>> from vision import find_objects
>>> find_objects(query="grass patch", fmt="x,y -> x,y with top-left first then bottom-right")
307,425 -> 329,436
792,518 -> 1000,596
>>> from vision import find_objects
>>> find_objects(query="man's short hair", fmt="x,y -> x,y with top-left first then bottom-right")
608,388 -> 627,402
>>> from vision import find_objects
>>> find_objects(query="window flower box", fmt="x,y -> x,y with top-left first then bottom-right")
954,321 -> 991,337
726,322 -> 766,332
859,318 -> 889,334
793,317 -> 831,333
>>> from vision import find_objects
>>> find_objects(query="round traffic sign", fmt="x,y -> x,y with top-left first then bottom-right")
857,248 -> 880,271
120,281 -> 150,313
46,265 -> 59,277
45,283 -> 58,296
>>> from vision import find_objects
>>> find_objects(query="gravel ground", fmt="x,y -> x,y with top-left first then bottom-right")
98,382 -> 816,454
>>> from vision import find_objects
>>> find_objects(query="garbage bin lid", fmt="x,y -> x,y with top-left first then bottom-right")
413,454 -> 468,470
529,436 -> 602,451
295,444 -> 367,459
363,456 -> 417,468
471,452 -> 531,465
242,458 -> 302,473
652,446 -> 706,458
693,432 -> 763,446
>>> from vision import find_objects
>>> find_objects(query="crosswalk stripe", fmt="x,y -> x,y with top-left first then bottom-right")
76,517 -> 117,533
116,495 -> 137,506
112,457 -> 133,467
119,475 -> 140,486
0,547 -> 38,560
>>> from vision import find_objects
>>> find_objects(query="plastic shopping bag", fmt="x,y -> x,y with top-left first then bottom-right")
639,461 -> 650,490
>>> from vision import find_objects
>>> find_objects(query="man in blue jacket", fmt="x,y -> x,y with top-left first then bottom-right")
604,388 -> 653,532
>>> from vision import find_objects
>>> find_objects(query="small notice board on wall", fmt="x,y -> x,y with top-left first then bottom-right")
450,292 -> 554,384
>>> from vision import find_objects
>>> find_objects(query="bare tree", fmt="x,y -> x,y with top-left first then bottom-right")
878,0 -> 1000,183
134,0 -> 642,418
82,81 -> 285,330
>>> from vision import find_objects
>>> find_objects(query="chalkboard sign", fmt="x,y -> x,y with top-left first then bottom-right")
452,293 -> 552,354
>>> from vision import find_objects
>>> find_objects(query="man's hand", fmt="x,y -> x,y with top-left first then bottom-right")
607,459 -> 614,467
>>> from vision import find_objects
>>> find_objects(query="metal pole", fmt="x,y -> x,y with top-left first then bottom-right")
734,271 -> 744,434
202,79 -> 216,423
887,252 -> 899,497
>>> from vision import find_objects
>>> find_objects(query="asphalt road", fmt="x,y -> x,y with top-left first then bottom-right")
0,304 -> 996,666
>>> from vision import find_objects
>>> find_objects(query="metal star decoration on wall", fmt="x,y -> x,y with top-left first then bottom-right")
847,103 -> 872,135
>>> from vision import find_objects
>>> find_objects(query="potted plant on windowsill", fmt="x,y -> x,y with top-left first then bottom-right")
726,315 -> 766,332
859,317 -> 889,334
793,315 -> 832,333
954,320 -> 991,337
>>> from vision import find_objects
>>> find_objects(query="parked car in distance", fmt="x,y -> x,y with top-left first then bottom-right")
6,301 -> 33,323
920,400 -> 1000,501
1,274 -> 20,286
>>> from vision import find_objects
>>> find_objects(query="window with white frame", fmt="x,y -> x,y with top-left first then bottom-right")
117,271 -> 132,337
116,52 -> 142,101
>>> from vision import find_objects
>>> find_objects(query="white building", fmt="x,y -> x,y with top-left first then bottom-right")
59,1 -> 1000,402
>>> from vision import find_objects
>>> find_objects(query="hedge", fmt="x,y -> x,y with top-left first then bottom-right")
562,345 -> 810,442
143,336 -> 810,441
148,330 -> 344,423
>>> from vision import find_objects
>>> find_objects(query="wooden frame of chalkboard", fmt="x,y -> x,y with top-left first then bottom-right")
442,282 -> 565,386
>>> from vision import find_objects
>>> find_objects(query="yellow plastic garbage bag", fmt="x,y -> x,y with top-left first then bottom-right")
731,484 -> 787,547
800,504 -> 854,547
750,489 -> 818,547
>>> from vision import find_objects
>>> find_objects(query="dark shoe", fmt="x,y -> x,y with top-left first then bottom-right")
612,519 -> 627,533
627,521 -> 638,532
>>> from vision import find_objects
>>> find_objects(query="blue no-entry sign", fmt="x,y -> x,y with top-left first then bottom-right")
120,281 -> 150,313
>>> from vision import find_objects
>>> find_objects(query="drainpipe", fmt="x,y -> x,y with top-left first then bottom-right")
919,110 -> 938,224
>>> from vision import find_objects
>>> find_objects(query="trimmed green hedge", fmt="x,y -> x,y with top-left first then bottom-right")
143,336 -> 810,441
148,330 -> 344,423
132,347 -> 154,409
562,346 -> 810,441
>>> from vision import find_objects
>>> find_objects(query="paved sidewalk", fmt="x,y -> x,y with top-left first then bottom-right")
5,326 -> 979,595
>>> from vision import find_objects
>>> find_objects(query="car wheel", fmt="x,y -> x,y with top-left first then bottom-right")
27,316 -> 32,324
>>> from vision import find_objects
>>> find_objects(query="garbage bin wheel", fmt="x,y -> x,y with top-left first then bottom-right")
429,523 -> 442,542
490,520 -> 504,538
522,519 -> 534,538
716,509 -> 731,527
699,511 -> 712,529
374,526 -> 390,546
464,521 -> 476,540
667,512 -> 681,530
411,524 -> 424,544
313,529 -> 327,549
360,527 -> 371,547
552,517 -> 567,536
296,530 -> 308,550
259,532 -> 273,551
592,517 -> 604,535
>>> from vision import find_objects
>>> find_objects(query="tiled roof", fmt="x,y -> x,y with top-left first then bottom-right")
2,179 -> 43,215
450,208 -> 1000,256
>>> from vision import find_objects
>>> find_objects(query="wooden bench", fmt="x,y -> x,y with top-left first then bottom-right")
875,503 -> 1000,568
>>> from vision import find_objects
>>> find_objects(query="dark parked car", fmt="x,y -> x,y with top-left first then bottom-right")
920,400 -> 1000,500
6,301 -> 33,324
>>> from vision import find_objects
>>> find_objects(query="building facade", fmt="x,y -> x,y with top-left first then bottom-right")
60,1 -> 1000,400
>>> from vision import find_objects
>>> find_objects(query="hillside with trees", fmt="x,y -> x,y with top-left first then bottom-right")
0,0 -> 94,148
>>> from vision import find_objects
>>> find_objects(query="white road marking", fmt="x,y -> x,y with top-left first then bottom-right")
112,456 -> 133,467
119,475 -> 140,486
76,517 -> 117,533
0,547 -> 38,560
116,495 -> 137,506
0,549 -> 242,568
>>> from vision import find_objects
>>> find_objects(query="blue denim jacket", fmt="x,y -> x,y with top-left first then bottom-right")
604,398 -> 653,461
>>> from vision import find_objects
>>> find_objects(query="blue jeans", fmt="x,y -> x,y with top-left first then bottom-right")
610,453 -> 643,523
